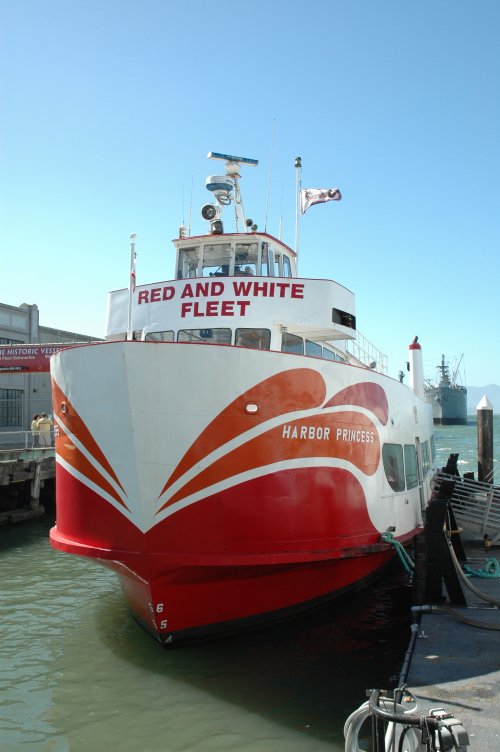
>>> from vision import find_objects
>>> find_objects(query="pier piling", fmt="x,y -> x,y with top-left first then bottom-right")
477,395 -> 493,483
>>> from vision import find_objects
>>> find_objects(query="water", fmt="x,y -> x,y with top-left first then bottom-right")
1,418 -> 497,752
433,414 -> 500,478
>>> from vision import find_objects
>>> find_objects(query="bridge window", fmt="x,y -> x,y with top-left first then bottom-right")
281,332 -> 304,355
177,246 -> 201,279
178,328 -> 231,345
202,243 -> 232,277
261,243 -> 269,276
382,444 -> 405,492
235,242 -> 258,276
235,328 -> 271,350
283,256 -> 292,278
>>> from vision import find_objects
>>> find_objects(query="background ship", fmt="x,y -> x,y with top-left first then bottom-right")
425,354 -> 467,425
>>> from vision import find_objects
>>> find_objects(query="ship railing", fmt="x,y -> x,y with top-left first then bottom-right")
432,471 -> 500,544
344,330 -> 388,375
0,429 -> 54,451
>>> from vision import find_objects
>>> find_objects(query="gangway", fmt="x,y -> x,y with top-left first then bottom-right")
433,471 -> 500,545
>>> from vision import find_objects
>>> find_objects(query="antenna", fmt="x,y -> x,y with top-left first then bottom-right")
188,175 -> 193,236
203,152 -> 258,232
264,118 -> 276,233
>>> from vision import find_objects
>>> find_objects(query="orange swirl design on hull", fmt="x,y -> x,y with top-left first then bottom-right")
160,368 -> 326,497
52,378 -> 128,509
158,410 -> 380,512
323,382 -> 389,425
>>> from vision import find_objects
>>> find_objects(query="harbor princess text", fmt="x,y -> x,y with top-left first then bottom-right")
137,279 -> 305,318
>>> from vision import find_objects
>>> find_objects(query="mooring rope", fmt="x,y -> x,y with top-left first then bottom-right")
463,557 -> 500,579
381,531 -> 415,575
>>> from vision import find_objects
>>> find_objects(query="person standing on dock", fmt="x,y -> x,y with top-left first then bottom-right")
37,413 -> 53,447
31,414 -> 40,447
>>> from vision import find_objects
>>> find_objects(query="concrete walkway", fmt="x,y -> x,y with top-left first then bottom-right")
407,532 -> 500,748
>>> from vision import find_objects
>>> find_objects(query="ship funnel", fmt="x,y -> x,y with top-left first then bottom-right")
408,336 -> 425,399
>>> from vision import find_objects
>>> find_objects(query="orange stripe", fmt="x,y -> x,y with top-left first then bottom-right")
55,422 -> 129,510
157,411 -> 380,512
159,368 -> 326,498
52,378 -> 126,494
323,383 -> 389,425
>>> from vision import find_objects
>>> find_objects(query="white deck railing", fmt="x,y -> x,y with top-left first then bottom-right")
432,471 -> 500,544
344,330 -> 388,375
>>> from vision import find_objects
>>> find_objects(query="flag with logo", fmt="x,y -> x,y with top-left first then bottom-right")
300,187 -> 342,214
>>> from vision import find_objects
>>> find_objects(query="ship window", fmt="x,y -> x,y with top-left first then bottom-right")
322,348 -> 343,362
382,444 -> 405,492
274,252 -> 283,276
332,308 -> 356,330
145,331 -> 174,342
177,328 -> 231,345
177,246 -> 201,279
305,340 -> 322,357
283,256 -> 292,278
235,328 -> 271,350
404,444 -> 419,489
261,243 -> 269,276
421,439 -> 431,476
281,332 -> 304,355
235,242 -> 258,276
201,243 -> 232,277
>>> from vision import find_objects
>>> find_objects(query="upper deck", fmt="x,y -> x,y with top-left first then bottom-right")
105,151 -> 387,373
106,231 -> 358,347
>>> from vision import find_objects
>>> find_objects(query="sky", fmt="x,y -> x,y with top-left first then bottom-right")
1,0 -> 499,386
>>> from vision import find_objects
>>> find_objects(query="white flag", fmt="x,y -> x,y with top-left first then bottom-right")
130,252 -> 136,292
300,188 -> 342,214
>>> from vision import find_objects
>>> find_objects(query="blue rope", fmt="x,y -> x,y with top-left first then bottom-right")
463,558 -> 500,579
381,531 -> 415,575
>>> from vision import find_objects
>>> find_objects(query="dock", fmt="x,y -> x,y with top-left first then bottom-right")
0,447 -> 55,524
406,529 -> 500,748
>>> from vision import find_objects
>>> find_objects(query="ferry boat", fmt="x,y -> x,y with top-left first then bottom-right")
425,354 -> 467,425
49,152 -> 435,644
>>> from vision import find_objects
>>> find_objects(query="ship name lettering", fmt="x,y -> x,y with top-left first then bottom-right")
335,428 -> 375,443
282,424 -> 331,440
180,300 -> 251,318
180,281 -> 225,298
138,286 -> 175,304
233,280 -> 304,299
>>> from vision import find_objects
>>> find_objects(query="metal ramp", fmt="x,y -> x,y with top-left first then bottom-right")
433,471 -> 500,544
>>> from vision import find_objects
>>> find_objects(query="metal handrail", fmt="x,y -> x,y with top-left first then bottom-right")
0,429 -> 54,450
433,471 -> 500,543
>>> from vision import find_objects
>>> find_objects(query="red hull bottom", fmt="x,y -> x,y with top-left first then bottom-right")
49,465 -> 415,645
98,549 -> 395,645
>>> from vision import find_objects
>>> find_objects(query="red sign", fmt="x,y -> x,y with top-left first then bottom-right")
0,344 -> 80,374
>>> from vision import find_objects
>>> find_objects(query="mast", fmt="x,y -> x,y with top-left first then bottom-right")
294,156 -> 301,257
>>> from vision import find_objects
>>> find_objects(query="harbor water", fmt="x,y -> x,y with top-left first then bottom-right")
1,417 -> 498,752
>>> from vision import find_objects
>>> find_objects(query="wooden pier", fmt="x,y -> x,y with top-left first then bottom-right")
0,448 -> 55,524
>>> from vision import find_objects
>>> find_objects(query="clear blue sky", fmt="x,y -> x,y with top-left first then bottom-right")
1,1 -> 499,385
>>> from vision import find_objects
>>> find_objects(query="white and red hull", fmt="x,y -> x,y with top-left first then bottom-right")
50,340 -> 432,644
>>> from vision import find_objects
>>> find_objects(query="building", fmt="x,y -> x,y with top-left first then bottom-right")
0,302 -> 100,435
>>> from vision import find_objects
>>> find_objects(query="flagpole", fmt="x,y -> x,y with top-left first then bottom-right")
294,156 -> 301,258
127,233 -> 136,341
